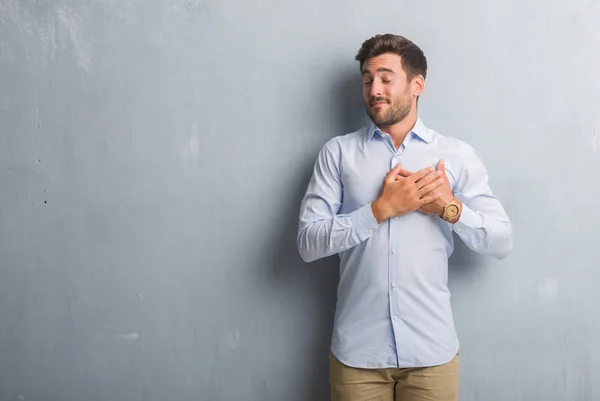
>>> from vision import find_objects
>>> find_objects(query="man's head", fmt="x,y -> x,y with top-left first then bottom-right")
355,34 -> 427,127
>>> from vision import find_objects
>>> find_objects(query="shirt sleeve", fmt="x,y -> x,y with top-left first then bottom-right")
296,139 -> 381,263
450,145 -> 513,260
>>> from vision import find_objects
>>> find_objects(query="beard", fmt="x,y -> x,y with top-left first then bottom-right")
366,93 -> 412,127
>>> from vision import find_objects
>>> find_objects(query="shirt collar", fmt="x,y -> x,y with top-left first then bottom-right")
410,118 -> 433,143
366,117 -> 433,144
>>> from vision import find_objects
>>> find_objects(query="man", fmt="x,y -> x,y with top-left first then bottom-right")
296,33 -> 513,401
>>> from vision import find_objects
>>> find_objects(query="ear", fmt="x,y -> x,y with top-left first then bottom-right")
412,74 -> 425,98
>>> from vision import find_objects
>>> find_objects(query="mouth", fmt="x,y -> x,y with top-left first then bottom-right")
371,101 -> 388,108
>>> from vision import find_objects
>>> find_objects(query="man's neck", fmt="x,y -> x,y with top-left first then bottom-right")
379,111 -> 418,150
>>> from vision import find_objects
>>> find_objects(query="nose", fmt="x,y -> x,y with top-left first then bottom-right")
369,80 -> 383,98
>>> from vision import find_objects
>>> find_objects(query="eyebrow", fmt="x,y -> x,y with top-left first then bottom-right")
362,67 -> 396,75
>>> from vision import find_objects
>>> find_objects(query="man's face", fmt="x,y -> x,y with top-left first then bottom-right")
361,53 -> 418,127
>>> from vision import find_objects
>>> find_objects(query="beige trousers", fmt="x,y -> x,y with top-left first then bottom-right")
329,351 -> 460,401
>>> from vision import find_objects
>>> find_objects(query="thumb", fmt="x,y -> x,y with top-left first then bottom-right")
397,165 -> 413,177
386,163 -> 403,182
437,159 -> 446,176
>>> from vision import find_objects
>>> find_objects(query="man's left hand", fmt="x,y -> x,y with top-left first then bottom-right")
395,159 -> 455,216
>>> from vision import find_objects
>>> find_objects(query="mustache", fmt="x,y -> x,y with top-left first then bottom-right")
370,97 -> 390,105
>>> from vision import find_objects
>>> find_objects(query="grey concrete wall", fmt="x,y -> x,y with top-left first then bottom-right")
1,0 -> 599,400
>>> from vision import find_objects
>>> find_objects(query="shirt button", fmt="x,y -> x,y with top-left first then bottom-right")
474,244 -> 479,249
368,229 -> 373,234
392,248 -> 397,254
457,228 -> 462,233
393,315 -> 398,320
391,282 -> 396,288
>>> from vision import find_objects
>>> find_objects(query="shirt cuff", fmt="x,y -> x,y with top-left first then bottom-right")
451,203 -> 482,232
351,203 -> 381,238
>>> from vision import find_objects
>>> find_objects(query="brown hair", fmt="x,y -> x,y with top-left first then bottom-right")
355,34 -> 427,81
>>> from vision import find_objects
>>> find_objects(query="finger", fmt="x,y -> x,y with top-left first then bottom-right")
419,192 -> 442,205
397,166 -> 413,178
415,163 -> 441,184
385,163 -> 403,182
415,170 -> 442,189
438,159 -> 448,178
398,168 -> 413,178
408,166 -> 435,183
417,178 -> 444,197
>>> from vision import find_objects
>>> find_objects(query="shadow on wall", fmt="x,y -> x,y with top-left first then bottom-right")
333,65 -> 371,135
267,167 -> 338,401
448,232 -> 485,279
262,67 -> 368,401
263,67 -> 371,401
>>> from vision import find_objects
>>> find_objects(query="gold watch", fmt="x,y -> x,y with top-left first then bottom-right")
440,198 -> 461,222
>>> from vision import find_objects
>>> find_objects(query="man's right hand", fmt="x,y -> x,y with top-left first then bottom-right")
371,163 -> 444,224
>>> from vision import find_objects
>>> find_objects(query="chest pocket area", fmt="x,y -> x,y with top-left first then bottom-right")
340,162 -> 387,213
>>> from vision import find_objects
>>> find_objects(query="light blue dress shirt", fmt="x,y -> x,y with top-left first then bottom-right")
297,118 -> 513,369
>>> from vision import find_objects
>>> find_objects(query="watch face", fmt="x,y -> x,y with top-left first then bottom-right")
446,204 -> 459,217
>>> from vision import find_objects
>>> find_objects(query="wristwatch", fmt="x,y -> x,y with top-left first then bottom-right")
440,197 -> 461,222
